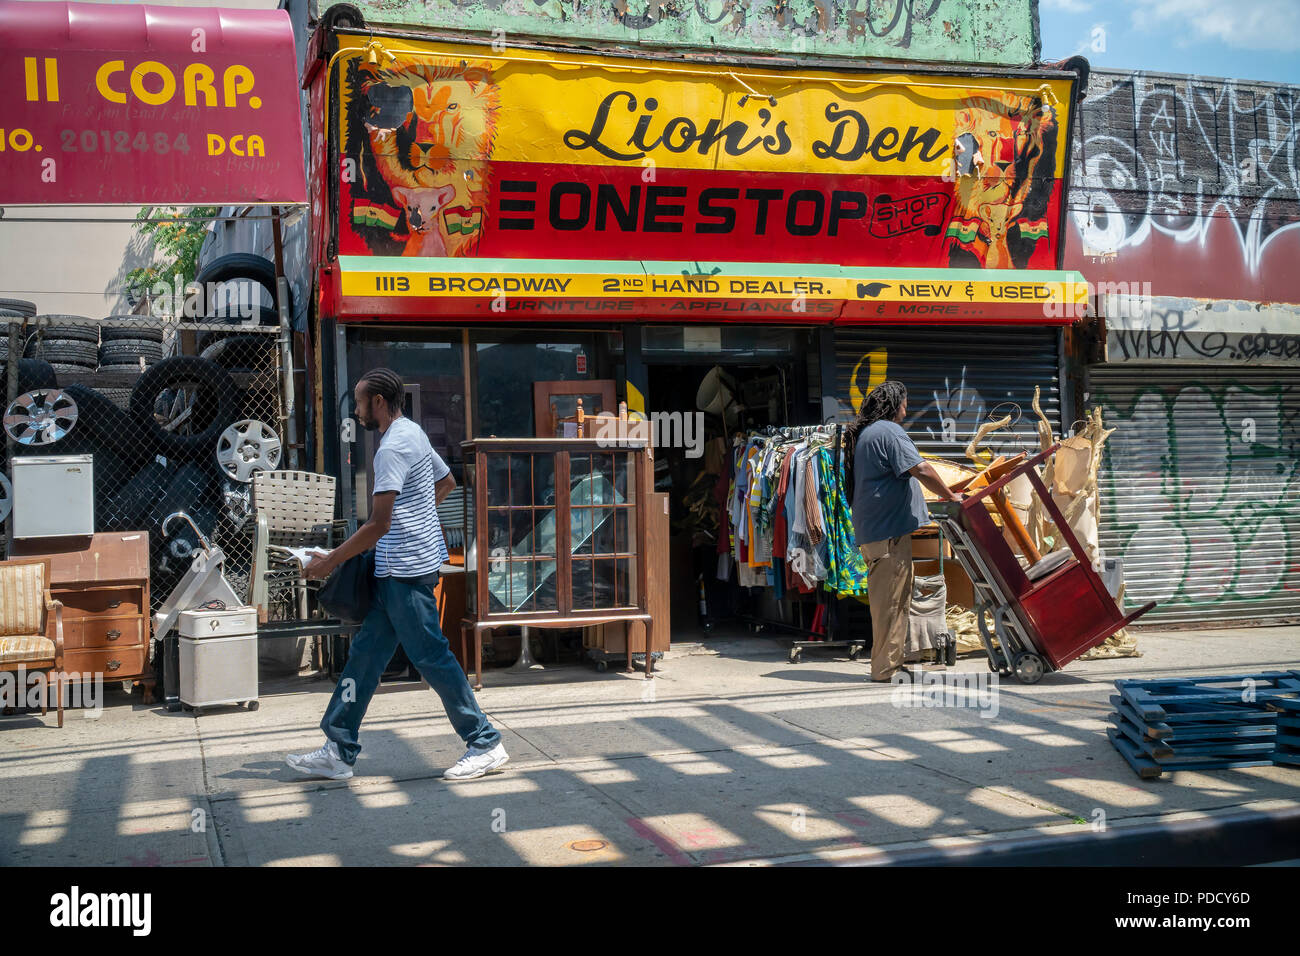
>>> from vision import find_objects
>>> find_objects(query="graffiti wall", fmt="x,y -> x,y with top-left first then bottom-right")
1065,71 -> 1300,304
1090,367 -> 1300,623
315,0 -> 1038,66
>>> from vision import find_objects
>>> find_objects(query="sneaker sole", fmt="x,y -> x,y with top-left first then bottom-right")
285,757 -> 353,781
443,753 -> 510,781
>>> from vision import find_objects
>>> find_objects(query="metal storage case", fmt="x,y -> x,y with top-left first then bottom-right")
177,608 -> 260,711
11,455 -> 94,538
178,606 -> 259,639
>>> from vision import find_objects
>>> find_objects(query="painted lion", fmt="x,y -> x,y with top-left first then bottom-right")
947,93 -> 1058,269
347,57 -> 500,257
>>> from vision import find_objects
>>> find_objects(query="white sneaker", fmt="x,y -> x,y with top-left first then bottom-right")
443,742 -> 509,781
286,740 -> 354,780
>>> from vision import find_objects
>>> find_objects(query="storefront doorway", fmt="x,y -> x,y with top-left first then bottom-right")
642,326 -> 821,639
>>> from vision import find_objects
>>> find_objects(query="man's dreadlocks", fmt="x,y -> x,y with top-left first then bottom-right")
843,380 -> 908,494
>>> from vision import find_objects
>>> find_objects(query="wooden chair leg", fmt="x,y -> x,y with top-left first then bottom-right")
55,672 -> 63,728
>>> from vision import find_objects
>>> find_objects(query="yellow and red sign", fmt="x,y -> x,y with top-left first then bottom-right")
330,256 -> 1089,324
332,34 -> 1074,275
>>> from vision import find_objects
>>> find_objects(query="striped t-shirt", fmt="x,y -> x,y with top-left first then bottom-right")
371,417 -> 451,577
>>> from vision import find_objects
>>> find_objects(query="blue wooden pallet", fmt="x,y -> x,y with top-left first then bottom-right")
1115,673 -> 1300,722
1107,728 -> 1276,780
1108,696 -> 1276,737
1108,715 -> 1276,760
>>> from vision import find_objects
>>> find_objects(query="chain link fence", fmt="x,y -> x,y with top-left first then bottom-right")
2,312 -> 286,617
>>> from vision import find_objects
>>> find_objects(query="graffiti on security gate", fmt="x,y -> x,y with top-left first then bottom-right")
1095,380 -> 1300,616
847,347 -> 1040,458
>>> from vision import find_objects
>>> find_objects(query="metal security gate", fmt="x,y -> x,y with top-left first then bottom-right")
835,326 -> 1064,461
1088,365 -> 1300,624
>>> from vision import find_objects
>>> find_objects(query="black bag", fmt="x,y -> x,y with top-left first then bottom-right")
316,550 -> 375,623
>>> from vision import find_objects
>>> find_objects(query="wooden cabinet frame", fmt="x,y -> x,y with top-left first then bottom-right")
532,379 -> 617,438
460,437 -> 653,689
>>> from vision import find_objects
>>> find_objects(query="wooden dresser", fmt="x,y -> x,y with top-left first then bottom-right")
10,532 -> 153,696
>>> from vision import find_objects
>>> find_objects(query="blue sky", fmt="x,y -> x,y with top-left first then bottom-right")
1038,0 -> 1300,85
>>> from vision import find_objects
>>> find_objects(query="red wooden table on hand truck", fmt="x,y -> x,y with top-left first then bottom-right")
928,444 -> 1156,683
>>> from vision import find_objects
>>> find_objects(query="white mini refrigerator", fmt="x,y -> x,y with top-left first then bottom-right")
178,607 -> 260,710
12,455 -> 94,538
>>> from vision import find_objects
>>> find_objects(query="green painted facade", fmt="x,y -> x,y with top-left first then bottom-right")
318,0 -> 1038,66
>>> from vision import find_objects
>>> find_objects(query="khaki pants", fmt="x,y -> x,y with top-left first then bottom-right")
861,535 -> 913,681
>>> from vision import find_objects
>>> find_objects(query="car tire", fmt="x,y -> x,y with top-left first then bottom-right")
199,334 -> 274,372
129,356 -> 238,458
0,357 -> 58,396
195,254 -> 286,317
147,463 -> 218,535
26,340 -> 100,366
61,382 -> 158,461
101,320 -> 166,344
99,338 -> 165,366
47,364 -> 97,379
30,316 -> 99,344
195,306 -> 279,353
103,460 -> 172,531
0,299 -> 37,317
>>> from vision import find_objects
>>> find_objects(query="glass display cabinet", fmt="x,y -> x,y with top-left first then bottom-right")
460,438 -> 653,688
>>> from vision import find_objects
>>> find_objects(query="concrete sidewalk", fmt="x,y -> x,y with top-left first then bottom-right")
1,625 -> 1297,866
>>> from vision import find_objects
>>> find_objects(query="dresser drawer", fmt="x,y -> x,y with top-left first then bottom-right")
64,616 -> 145,650
55,587 -> 143,620
63,644 -> 149,680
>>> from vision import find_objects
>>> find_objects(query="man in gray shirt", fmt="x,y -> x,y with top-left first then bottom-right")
847,381 -> 959,682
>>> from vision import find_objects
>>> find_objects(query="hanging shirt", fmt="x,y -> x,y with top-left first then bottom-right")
851,419 -> 930,546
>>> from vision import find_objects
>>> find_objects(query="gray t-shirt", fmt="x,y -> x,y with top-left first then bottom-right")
851,420 -> 930,546
372,417 -> 451,577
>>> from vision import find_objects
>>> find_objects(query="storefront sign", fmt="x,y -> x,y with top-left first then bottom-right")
332,34 -> 1074,274
0,1 -> 306,204
333,256 -> 1088,324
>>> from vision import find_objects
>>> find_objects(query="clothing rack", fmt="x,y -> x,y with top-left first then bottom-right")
727,421 -> 868,664
785,420 -> 867,664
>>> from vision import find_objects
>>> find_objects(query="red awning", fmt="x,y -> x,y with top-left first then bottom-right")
0,1 -> 306,205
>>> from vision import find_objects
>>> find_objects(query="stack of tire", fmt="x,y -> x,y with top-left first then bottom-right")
195,253 -> 286,373
0,297 -> 37,353
24,315 -> 100,378
98,317 -> 166,374
1,299 -> 46,397
5,256 -> 286,607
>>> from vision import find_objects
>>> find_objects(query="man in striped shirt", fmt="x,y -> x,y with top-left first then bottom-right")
287,368 -> 507,781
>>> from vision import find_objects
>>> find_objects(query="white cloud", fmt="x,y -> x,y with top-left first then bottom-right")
1042,0 -> 1095,12
1130,0 -> 1300,53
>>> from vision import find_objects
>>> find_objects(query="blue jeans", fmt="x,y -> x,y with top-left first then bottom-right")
321,575 -> 500,765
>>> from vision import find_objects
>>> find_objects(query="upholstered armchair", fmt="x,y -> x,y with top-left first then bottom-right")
0,558 -> 65,728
